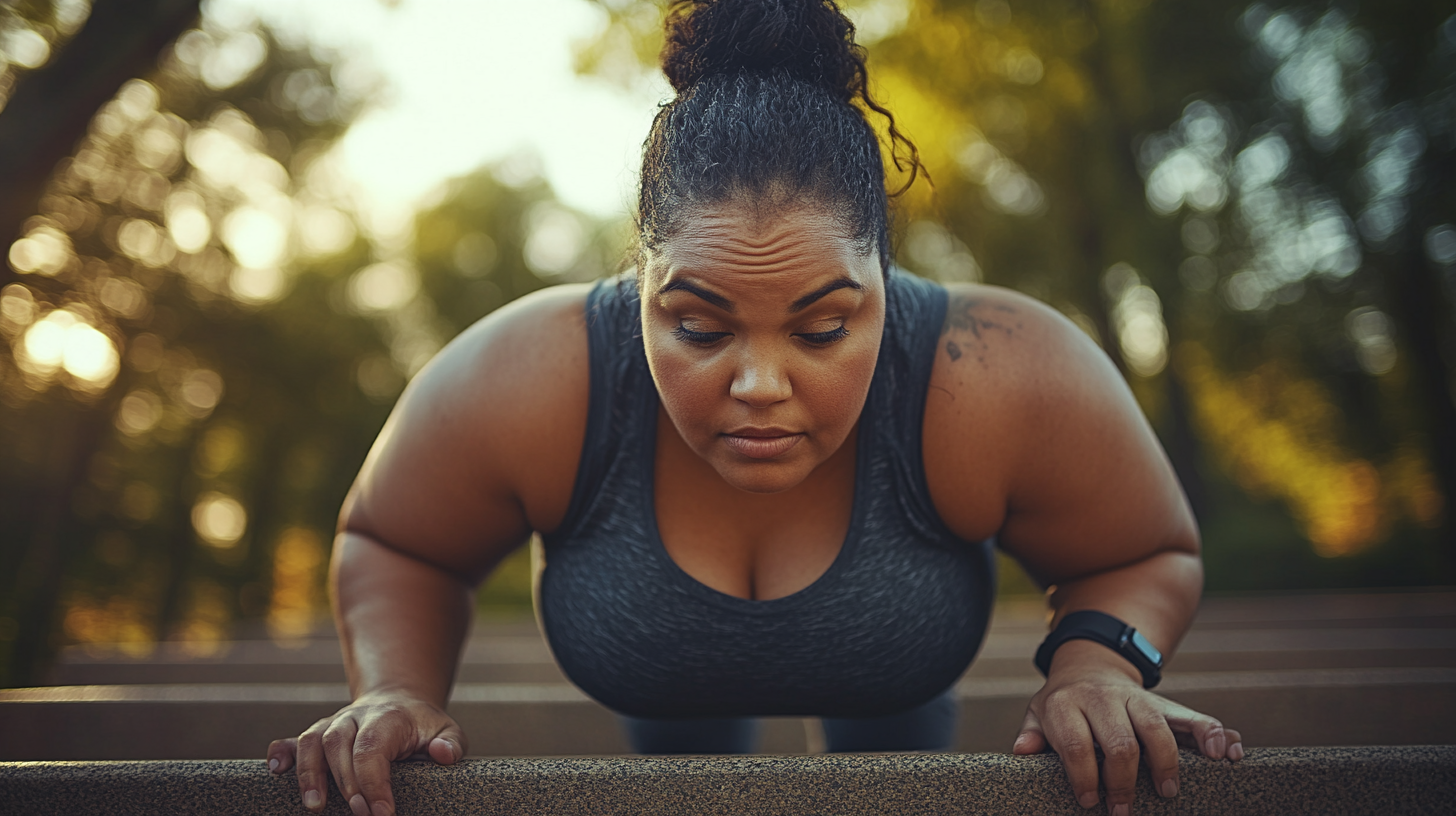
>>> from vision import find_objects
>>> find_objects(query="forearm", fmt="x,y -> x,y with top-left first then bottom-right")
1045,549 -> 1203,678
331,531 -> 475,706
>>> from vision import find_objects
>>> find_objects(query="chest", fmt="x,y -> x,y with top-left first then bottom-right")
539,481 -> 998,718
652,408 -> 858,602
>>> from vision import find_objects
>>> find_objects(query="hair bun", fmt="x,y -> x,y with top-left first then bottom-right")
661,0 -> 864,99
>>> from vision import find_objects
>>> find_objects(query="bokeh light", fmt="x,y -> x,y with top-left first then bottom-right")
17,308 -> 119,388
191,492 -> 247,549
348,261 -> 419,312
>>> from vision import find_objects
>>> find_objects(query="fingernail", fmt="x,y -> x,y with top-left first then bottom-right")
1112,805 -> 1129,816
350,794 -> 370,816
1161,778 -> 1178,798
1078,792 -> 1100,809
1207,734 -> 1226,757
371,802 -> 393,816
268,758 -> 279,773
302,790 -> 321,809
1231,742 -> 1244,761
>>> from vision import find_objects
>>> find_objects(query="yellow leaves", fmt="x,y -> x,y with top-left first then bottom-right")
1178,342 -> 1442,556
267,526 -> 326,644
867,65 -> 967,216
1386,447 -> 1446,530
1043,58 -> 1090,115
63,594 -> 156,658
171,580 -> 232,657
572,0 -> 665,91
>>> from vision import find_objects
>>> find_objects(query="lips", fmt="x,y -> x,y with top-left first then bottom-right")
721,428 -> 803,459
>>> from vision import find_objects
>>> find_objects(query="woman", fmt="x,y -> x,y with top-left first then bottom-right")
268,1 -> 1243,814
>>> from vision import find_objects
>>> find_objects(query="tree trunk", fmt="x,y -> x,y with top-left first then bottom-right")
0,0 -> 201,284
1382,240 -> 1456,550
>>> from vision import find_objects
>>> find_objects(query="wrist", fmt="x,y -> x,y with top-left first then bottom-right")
354,685 -> 447,708
1046,638 -> 1145,686
1035,609 -> 1164,688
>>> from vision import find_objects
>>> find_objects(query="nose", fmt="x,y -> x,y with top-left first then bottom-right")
729,347 -> 792,407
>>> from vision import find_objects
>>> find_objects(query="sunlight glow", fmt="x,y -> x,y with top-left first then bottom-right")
18,309 -> 120,387
222,206 -> 288,269
0,26 -> 51,70
218,0 -> 670,226
8,226 -> 73,276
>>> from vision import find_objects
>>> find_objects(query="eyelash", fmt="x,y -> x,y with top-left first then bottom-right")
670,325 -> 850,346
799,326 -> 850,345
672,325 -> 730,345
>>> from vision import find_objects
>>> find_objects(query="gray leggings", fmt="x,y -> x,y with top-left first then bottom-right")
620,688 -> 958,754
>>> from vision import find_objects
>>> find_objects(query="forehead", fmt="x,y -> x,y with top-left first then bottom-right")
644,205 -> 877,289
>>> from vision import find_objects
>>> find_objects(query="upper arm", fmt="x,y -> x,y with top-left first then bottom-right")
923,284 -> 1197,587
340,284 -> 591,584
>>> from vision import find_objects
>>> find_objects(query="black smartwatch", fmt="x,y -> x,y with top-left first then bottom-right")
1034,610 -> 1164,689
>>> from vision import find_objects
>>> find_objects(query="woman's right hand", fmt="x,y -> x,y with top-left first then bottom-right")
266,692 -> 468,816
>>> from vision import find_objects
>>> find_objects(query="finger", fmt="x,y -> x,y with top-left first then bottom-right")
266,737 -> 297,775
1012,707 -> 1047,755
322,716 -> 369,816
1226,728 -> 1244,761
295,720 -> 333,813
1127,696 -> 1179,799
354,708 -> 418,816
1084,699 -> 1140,816
1162,703 -> 1229,760
428,719 -> 468,765
1039,693 -> 1102,810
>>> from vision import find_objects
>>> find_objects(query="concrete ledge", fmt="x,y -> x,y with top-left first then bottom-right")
2,747 -> 1453,815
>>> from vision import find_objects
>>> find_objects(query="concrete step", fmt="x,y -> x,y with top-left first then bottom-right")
46,627 -> 561,686
47,626 -> 1456,685
4,667 -> 1452,761
3,748 -> 1455,815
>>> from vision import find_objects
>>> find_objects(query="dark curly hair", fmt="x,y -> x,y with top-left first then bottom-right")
637,0 -> 924,274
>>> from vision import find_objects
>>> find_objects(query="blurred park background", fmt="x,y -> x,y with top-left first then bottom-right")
0,0 -> 1452,690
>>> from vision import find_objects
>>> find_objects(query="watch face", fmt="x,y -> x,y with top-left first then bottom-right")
1129,630 -> 1163,666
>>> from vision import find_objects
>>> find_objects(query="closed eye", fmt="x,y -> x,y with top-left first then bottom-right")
797,326 -> 850,345
672,324 -> 731,345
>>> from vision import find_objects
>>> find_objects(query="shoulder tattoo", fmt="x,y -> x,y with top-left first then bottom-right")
940,292 -> 1022,366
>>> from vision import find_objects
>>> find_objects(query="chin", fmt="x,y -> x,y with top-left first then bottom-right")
713,459 -> 814,494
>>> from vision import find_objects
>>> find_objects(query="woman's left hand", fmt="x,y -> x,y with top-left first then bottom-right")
1011,640 -> 1243,815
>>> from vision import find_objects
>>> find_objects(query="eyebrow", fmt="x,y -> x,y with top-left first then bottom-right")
659,277 -> 863,314
660,279 -> 733,311
788,278 -> 863,313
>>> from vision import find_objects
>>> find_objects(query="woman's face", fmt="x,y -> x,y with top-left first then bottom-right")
641,203 -> 885,494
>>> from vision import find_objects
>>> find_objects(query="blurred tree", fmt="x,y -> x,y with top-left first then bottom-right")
0,4 -> 626,681
0,0 -> 203,270
0,6 -> 393,684
1139,2 -> 1455,570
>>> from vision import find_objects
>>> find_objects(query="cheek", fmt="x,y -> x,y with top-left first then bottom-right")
798,340 -> 880,425
643,332 -> 727,431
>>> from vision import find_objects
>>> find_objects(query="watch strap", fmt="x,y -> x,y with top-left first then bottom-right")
1034,610 -> 1163,689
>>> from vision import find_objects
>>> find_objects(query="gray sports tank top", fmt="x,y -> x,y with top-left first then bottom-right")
538,270 -> 995,719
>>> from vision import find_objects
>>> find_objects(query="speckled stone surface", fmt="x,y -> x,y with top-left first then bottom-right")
1,747 -> 1452,815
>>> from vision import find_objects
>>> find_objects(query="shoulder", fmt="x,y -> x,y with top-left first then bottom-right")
924,282 -> 1121,458
930,282 -> 1111,391
343,283 -> 593,579
921,283 -> 1162,542
409,282 -> 593,429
